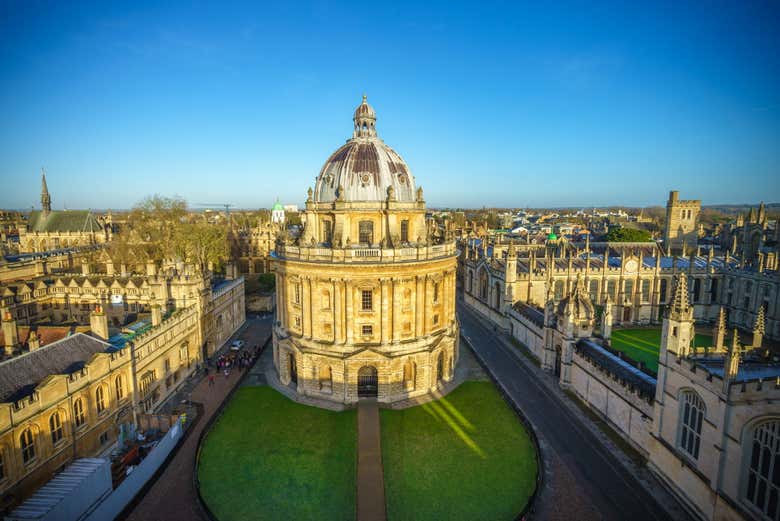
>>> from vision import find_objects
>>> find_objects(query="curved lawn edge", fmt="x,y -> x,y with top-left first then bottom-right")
460,334 -> 544,521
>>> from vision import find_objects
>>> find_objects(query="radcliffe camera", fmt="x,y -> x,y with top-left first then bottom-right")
0,3 -> 778,521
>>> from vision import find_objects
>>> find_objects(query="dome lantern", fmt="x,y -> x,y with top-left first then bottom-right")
353,94 -> 377,138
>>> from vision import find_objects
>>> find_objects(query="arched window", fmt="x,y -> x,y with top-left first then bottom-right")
589,280 -> 599,302
479,270 -> 488,300
49,412 -> 63,445
400,220 -> 409,243
20,428 -> 35,464
494,282 -> 502,309
403,361 -> 416,390
74,398 -> 86,427
693,278 -> 702,303
433,282 -> 440,303
96,386 -> 106,414
678,390 -> 705,459
467,270 -> 473,293
554,280 -> 564,300
607,280 -> 617,300
115,375 -> 124,401
659,279 -> 668,302
359,220 -> 374,245
744,419 -> 780,520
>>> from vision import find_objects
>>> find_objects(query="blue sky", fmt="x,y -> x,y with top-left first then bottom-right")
1,1 -> 778,210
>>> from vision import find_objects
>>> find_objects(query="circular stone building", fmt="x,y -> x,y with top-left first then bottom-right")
272,96 -> 459,405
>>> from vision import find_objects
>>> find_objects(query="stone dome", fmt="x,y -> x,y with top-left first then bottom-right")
313,96 -> 417,204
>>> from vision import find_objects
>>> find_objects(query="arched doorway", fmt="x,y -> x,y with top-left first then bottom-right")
357,366 -> 377,397
289,354 -> 297,384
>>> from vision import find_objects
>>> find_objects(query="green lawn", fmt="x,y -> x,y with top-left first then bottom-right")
381,381 -> 538,521
198,386 -> 356,521
611,328 -> 713,373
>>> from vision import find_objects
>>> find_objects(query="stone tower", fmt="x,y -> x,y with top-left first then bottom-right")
663,190 -> 700,255
40,168 -> 52,217
660,274 -> 694,359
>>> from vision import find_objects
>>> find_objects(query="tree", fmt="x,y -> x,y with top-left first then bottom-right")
606,227 -> 652,242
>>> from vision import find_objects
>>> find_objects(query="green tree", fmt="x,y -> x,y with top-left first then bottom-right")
606,227 -> 652,242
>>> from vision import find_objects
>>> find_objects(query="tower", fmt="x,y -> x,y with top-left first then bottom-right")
40,168 -> 52,217
663,190 -> 701,254
504,242 -> 517,312
713,306 -> 726,352
271,198 -> 285,224
660,275 -> 694,358
752,305 -> 765,349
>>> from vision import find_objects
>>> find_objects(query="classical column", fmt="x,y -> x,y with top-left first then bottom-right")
333,279 -> 342,343
380,278 -> 389,344
392,278 -> 400,342
302,277 -> 312,338
345,282 -> 354,343
415,275 -> 424,336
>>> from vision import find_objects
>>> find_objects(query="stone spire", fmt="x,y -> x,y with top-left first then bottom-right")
723,329 -> 741,392
713,306 -> 727,352
753,306 -> 766,349
667,274 -> 692,320
40,168 -> 52,216
602,294 -> 613,340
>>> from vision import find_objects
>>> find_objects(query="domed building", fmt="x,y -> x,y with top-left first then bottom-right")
271,96 -> 459,404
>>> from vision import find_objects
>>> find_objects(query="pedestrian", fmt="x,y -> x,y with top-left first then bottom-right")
208,374 -> 215,386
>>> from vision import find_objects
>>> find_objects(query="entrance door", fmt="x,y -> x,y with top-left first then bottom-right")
357,366 -> 378,397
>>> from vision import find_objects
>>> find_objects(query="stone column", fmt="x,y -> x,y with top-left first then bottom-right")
333,279 -> 342,343
392,279 -> 401,342
380,278 -> 389,344
415,276 -> 424,337
345,282 -> 354,343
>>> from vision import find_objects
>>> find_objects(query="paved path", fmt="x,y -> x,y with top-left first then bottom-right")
458,302 -> 682,521
356,400 -> 387,521
123,316 -> 272,521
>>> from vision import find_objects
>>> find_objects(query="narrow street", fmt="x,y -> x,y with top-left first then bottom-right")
458,301 -> 674,521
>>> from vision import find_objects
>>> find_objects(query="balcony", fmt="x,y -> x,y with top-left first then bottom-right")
274,241 -> 458,264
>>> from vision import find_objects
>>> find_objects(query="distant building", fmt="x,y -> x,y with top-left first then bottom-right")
663,190 -> 700,254
272,200 -> 286,224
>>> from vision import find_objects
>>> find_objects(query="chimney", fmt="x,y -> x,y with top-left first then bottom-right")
2,310 -> 19,356
151,304 -> 163,327
27,329 -> 40,351
89,305 -> 109,340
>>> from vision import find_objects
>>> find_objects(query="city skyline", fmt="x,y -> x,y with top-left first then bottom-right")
1,1 -> 779,209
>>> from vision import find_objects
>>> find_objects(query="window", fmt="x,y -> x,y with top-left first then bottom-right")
400,220 -> 409,243
641,280 -> 651,302
293,315 -> 301,328
433,314 -> 439,325
359,220 -> 374,245
322,220 -> 333,244
554,280 -> 564,300
624,280 -> 634,299
294,283 -> 301,305
693,278 -> 702,303
679,391 -> 705,459
321,290 -> 331,310
362,325 -> 373,336
745,419 -> 780,520
607,280 -> 617,300
589,280 -> 599,302
361,290 -> 373,311
74,398 -> 86,427
49,412 -> 63,445
96,386 -> 106,414
468,271 -> 473,293
660,279 -> 668,302
433,282 -> 440,303
99,431 -> 110,446
20,428 -> 35,464
164,358 -> 171,373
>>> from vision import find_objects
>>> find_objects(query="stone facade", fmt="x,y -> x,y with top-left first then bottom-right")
664,190 -> 701,254
272,97 -> 459,405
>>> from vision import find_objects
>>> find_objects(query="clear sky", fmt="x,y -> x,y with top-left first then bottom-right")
1,1 -> 778,210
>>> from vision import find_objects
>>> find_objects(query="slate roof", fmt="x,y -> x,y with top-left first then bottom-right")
0,325 -> 83,348
575,339 -> 657,399
27,210 -> 102,233
695,358 -> 780,383
0,333 -> 111,403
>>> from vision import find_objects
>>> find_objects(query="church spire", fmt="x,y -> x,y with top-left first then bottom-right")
667,274 -> 692,320
40,168 -> 52,216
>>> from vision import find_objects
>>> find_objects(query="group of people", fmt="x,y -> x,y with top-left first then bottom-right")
206,344 -> 261,386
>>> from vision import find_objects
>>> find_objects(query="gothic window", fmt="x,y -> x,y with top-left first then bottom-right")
554,280 -> 564,301
659,279 -> 668,302
624,280 -> 634,299
49,412 -> 63,445
589,280 -> 599,302
359,220 -> 374,245
96,386 -> 107,414
607,280 -> 617,300
494,282 -> 502,309
678,390 -> 705,460
641,280 -> 651,302
693,278 -> 702,303
744,419 -> 780,520
361,290 -> 373,311
479,271 -> 488,300
400,220 -> 409,243
115,375 -> 125,401
468,270 -> 473,294
74,398 -> 86,427
20,428 -> 35,464
710,279 -> 719,302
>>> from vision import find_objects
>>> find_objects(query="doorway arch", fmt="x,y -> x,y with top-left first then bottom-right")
357,366 -> 378,397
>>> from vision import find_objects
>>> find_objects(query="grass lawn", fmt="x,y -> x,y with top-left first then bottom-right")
198,386 -> 356,521
611,328 -> 713,373
381,381 -> 538,521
